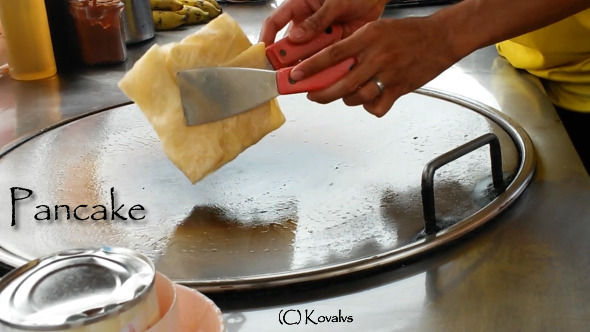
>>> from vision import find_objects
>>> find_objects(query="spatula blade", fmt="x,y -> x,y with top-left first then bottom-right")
177,67 -> 280,126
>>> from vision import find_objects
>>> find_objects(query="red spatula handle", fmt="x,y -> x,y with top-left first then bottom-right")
266,25 -> 344,69
276,57 -> 357,95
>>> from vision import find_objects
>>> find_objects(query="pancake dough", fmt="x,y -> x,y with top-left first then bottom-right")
118,14 -> 285,184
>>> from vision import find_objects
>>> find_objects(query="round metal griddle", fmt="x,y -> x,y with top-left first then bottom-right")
0,88 -> 535,292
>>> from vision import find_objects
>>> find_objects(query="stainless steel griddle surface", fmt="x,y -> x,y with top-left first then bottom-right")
0,88 -> 532,290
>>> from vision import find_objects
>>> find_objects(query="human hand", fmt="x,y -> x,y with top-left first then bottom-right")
259,0 -> 388,46
291,16 -> 460,117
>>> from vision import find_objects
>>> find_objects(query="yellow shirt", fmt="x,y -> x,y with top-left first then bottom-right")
496,8 -> 590,112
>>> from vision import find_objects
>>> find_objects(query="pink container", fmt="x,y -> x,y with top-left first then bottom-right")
148,272 -> 224,332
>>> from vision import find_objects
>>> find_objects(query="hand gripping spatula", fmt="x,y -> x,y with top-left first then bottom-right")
177,25 -> 356,126
177,58 -> 355,126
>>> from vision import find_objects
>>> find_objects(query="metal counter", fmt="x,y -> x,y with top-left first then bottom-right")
1,2 -> 589,331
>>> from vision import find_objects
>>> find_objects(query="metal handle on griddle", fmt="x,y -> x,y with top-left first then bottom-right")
421,133 -> 506,235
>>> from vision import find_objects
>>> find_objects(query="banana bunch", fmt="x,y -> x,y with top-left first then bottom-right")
150,0 -> 222,31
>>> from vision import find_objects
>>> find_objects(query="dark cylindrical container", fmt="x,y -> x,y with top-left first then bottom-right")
44,0 -> 82,72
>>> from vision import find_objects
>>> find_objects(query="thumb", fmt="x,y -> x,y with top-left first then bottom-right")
289,2 -> 341,43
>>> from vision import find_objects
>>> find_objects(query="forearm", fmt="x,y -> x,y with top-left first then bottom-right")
433,0 -> 590,60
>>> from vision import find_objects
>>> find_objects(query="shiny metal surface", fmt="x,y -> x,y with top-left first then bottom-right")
122,0 -> 156,44
0,85 -> 534,291
0,2 -> 589,331
0,247 -> 156,330
177,67 -> 279,126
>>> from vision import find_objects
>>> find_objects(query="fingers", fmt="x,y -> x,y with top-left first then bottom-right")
344,76 -> 399,118
259,0 -> 315,45
306,57 -> 374,104
302,45 -> 399,117
363,91 -> 398,118
290,0 -> 342,43
260,0 -> 338,45
259,19 -> 284,46
342,74 -> 401,117
308,71 -> 398,117
297,31 -> 374,103
290,29 -> 363,81
342,78 -> 383,106
259,2 -> 298,45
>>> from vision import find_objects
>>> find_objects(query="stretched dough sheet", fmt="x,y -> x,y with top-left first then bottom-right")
118,14 -> 285,184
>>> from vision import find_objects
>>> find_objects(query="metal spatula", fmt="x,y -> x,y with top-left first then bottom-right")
176,24 -> 351,126
177,57 -> 355,126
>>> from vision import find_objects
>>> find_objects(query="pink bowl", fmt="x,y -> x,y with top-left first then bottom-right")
146,272 -> 224,332
175,284 -> 224,332
146,272 -> 180,332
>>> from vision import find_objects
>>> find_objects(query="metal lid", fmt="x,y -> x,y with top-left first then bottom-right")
0,247 -> 155,330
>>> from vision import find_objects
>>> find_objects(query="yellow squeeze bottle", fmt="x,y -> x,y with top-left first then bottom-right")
0,0 -> 57,80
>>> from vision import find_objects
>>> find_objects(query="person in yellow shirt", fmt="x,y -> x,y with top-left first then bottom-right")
496,10 -> 589,172
260,0 -> 590,173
